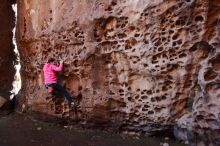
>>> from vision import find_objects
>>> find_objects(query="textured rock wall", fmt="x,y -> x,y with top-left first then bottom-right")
0,0 -> 16,99
17,0 -> 220,145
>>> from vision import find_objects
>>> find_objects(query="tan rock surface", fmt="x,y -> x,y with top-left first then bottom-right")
17,0 -> 220,145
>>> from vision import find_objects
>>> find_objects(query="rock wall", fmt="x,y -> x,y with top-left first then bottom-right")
17,0 -> 220,145
0,0 -> 16,99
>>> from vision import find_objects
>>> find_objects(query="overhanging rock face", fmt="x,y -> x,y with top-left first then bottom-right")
17,0 -> 220,144
0,0 -> 16,99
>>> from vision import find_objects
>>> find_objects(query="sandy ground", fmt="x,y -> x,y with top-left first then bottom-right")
0,114 -> 186,146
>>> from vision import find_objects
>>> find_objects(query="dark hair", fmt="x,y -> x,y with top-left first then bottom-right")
47,58 -> 55,63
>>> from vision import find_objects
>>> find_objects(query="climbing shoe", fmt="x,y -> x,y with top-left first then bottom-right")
47,87 -> 54,94
70,102 -> 76,110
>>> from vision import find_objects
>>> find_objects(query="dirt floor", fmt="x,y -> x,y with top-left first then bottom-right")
0,113 -> 186,146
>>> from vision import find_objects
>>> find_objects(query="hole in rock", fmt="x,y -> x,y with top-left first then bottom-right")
189,41 -> 214,59
148,110 -> 154,114
195,15 -> 204,22
172,34 -> 179,40
141,96 -> 148,100
209,54 -> 220,72
204,69 -> 218,81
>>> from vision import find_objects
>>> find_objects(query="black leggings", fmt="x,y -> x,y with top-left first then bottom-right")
45,83 -> 73,104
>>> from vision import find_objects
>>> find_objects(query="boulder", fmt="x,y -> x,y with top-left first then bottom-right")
16,0 -> 220,145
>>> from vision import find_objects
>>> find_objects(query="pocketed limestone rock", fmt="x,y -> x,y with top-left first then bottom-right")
16,0 -> 220,144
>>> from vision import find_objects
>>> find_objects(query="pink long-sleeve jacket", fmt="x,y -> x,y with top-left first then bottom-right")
43,63 -> 63,84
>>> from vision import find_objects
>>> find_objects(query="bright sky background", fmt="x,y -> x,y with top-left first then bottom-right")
11,4 -> 21,99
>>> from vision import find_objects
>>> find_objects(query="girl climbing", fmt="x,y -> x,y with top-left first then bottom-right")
43,58 -> 75,110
